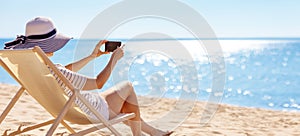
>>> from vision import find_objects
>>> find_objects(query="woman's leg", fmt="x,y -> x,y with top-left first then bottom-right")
100,81 -> 172,136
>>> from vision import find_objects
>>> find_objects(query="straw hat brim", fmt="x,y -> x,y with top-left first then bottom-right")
13,33 -> 71,53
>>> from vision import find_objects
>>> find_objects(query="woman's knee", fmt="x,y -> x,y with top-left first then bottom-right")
126,81 -> 134,90
119,81 -> 134,92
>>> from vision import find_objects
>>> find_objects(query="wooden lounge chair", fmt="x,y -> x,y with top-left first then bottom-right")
0,46 -> 135,136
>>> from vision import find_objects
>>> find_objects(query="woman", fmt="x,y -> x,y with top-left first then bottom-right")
5,17 -> 173,136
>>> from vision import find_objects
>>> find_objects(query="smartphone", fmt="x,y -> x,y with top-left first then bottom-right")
105,41 -> 121,52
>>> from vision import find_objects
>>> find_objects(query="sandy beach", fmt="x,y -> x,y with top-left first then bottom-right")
1,83 -> 300,136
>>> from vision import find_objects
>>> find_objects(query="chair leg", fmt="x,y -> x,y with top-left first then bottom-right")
0,87 -> 25,124
61,120 -> 76,134
46,92 -> 77,136
71,113 -> 135,136
7,119 -> 55,135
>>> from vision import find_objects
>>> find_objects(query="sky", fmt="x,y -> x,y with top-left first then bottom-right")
1,0 -> 300,38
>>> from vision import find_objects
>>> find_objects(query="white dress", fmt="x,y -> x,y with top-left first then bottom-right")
50,64 -> 109,120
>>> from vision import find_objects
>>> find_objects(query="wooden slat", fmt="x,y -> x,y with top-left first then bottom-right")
0,88 -> 25,124
71,113 -> 135,136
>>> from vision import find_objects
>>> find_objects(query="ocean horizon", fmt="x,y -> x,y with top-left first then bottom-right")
1,38 -> 300,112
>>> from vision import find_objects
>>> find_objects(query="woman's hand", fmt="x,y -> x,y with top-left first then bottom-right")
90,40 -> 109,58
111,45 -> 124,62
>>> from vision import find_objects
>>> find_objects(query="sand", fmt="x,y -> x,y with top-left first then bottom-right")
1,83 -> 300,136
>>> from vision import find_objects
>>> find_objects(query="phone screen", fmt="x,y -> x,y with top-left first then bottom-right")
105,41 -> 121,52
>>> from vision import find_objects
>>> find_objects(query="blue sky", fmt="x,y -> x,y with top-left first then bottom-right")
1,0 -> 300,38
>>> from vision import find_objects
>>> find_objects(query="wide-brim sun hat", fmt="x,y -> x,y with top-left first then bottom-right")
4,17 -> 71,53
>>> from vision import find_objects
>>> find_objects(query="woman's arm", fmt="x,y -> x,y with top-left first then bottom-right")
82,46 -> 124,90
65,40 -> 109,72
65,55 -> 94,72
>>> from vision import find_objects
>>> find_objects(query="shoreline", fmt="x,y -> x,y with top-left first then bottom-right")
1,83 -> 300,135
1,83 -> 298,113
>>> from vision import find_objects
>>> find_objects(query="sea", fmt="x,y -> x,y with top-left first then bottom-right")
1,38 -> 300,112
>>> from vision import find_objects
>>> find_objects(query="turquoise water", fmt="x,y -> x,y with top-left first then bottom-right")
1,38 -> 300,111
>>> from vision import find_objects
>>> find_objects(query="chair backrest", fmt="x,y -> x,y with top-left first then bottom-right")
0,47 -> 93,124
